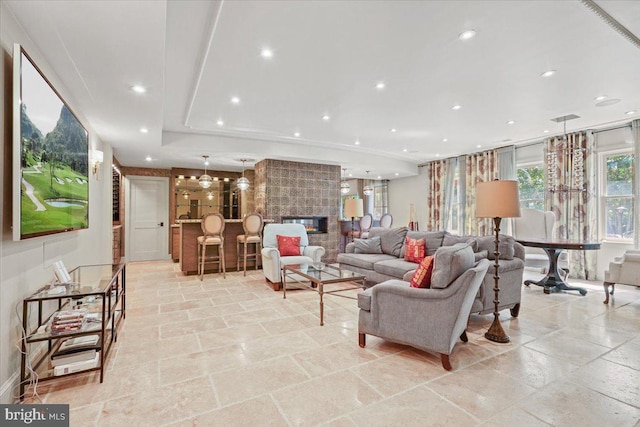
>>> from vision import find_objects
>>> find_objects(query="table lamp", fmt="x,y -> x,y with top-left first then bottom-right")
476,180 -> 521,343
344,198 -> 364,242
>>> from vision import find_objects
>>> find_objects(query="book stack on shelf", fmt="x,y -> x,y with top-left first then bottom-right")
51,335 -> 101,376
50,309 -> 87,335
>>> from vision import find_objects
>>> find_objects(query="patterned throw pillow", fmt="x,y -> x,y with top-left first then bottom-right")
404,237 -> 426,263
410,256 -> 434,288
276,235 -> 301,256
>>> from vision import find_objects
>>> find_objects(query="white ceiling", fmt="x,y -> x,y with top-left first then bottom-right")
6,0 -> 640,179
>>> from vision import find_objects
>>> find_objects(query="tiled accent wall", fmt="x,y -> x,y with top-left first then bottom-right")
255,159 -> 340,262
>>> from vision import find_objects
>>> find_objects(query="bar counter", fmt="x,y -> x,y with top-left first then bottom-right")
173,219 -> 273,275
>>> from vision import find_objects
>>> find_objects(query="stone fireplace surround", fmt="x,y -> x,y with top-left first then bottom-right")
254,159 -> 340,262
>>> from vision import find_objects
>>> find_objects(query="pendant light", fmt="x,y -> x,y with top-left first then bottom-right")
363,170 -> 374,196
341,168 -> 350,194
199,155 -> 213,189
237,159 -> 250,190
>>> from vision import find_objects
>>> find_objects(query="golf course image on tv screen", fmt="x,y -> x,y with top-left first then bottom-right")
17,47 -> 89,239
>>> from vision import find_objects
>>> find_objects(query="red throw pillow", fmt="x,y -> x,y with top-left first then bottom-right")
410,256 -> 434,288
404,237 -> 426,263
277,235 -> 301,256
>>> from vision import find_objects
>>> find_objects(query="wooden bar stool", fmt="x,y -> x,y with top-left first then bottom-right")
236,213 -> 263,276
198,213 -> 226,280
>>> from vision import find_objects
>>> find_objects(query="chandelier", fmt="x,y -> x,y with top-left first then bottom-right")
237,159 -> 250,190
363,170 -> 374,196
340,168 -> 350,194
199,155 -> 213,189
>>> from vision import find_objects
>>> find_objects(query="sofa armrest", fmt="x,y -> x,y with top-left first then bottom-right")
303,246 -> 325,262
345,242 -> 355,253
513,242 -> 525,261
262,247 -> 280,261
402,269 -> 417,282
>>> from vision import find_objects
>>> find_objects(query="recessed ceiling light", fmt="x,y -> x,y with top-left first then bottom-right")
216,119 -> 224,126
594,95 -> 607,101
377,175 -> 381,179
395,172 -> 399,176
140,127 -> 149,133
391,128 -> 397,133
322,115 -> 330,121
131,85 -> 146,93
543,129 -> 549,133
626,111 -> 636,115
231,96 -> 241,104
541,70 -> 556,78
375,81 -> 385,90
294,132 -> 301,137
442,138 -> 448,142
507,120 -> 515,125
354,140 -> 360,145
145,156 -> 152,162
348,173 -> 353,177
452,105 -> 462,110
436,154 -> 440,157
402,148 -> 407,152
477,144 -> 482,148
260,48 -> 273,58
458,29 -> 476,40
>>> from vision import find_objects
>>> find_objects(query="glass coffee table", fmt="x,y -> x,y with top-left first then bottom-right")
282,263 -> 366,326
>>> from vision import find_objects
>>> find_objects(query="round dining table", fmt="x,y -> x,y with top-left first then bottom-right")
515,238 -> 601,296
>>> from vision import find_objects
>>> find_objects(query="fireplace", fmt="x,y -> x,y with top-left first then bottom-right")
282,216 -> 328,234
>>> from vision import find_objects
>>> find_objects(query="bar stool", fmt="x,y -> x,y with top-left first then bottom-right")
236,213 -> 263,276
198,213 -> 226,280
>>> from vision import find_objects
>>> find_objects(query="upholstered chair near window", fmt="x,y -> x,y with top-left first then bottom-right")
261,223 -> 325,290
603,250 -> 640,304
379,213 -> 393,228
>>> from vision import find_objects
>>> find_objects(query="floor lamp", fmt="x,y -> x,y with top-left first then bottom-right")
344,198 -> 364,243
476,180 -> 521,343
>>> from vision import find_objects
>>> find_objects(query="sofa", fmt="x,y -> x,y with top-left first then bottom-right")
337,227 -> 525,316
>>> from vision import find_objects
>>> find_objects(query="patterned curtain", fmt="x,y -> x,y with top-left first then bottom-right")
464,150 -> 498,236
544,131 -> 597,279
426,160 -> 448,230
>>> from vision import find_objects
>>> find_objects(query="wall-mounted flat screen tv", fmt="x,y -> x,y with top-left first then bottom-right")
12,44 -> 89,240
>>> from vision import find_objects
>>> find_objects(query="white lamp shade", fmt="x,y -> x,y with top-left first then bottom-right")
344,198 -> 364,218
476,180 -> 521,219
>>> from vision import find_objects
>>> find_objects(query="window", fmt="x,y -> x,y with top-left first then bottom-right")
602,151 -> 634,241
371,181 -> 389,219
517,163 -> 545,210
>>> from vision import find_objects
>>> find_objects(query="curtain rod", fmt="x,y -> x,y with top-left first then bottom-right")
418,121 -> 634,167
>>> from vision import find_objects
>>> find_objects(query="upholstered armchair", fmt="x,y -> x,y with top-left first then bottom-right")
603,250 -> 640,304
261,223 -> 325,290
358,244 -> 490,371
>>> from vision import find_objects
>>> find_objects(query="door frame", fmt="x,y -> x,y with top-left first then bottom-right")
124,175 -> 171,262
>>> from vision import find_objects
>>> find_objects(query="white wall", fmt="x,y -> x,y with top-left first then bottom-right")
388,167 -> 428,230
0,0 -> 112,403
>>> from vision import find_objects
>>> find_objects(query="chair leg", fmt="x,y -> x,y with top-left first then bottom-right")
358,333 -> 366,348
510,303 -> 521,318
237,241 -> 240,272
199,243 -> 205,281
440,354 -> 452,371
243,242 -> 248,276
221,243 -> 226,278
460,330 -> 468,343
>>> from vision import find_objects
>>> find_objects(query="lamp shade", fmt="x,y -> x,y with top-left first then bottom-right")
344,198 -> 364,218
476,180 -> 521,219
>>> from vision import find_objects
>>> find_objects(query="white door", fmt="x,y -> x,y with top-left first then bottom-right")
128,176 -> 169,261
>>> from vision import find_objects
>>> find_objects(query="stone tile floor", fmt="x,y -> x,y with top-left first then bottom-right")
23,261 -> 640,426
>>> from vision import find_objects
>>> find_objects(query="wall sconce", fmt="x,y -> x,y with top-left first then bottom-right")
92,149 -> 103,179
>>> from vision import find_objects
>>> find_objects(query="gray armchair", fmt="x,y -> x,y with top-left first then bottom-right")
358,248 -> 490,371
603,250 -> 640,304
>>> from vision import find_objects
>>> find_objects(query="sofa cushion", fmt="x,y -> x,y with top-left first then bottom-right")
476,235 -> 515,260
403,237 -> 426,263
373,258 -> 420,279
277,235 -> 301,256
401,231 -> 445,257
354,236 -> 383,254
410,256 -> 435,288
431,244 -> 475,289
474,250 -> 489,262
368,227 -> 408,257
337,253 -> 397,270
443,233 -> 479,252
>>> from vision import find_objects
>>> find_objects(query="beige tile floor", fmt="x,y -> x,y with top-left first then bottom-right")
24,261 -> 640,426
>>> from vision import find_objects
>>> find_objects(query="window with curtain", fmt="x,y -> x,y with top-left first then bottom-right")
517,162 -> 545,210
601,150 -> 634,241
372,181 -> 389,219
